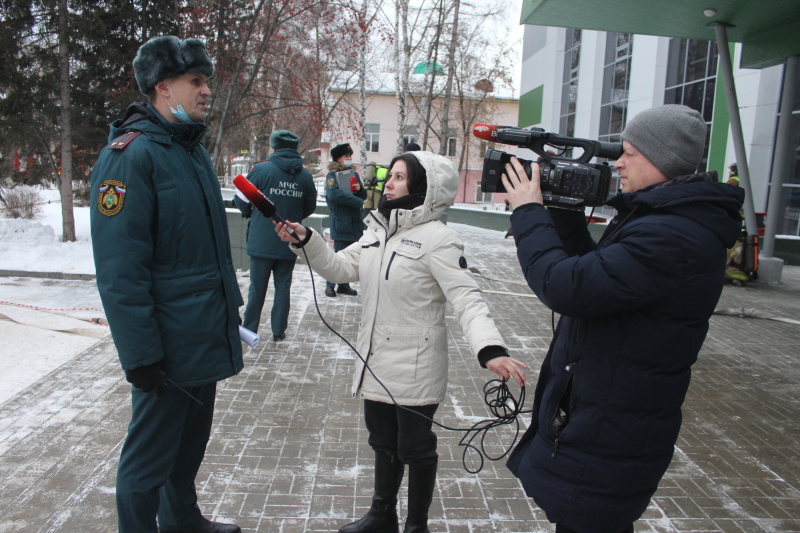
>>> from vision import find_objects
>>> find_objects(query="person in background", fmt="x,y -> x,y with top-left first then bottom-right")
362,161 -> 388,218
90,36 -> 243,533
276,151 -> 527,533
722,162 -> 749,284
504,199 -> 514,238
325,142 -> 366,297
234,129 -> 316,341
726,162 -> 739,186
403,142 -> 421,152
502,105 -> 743,533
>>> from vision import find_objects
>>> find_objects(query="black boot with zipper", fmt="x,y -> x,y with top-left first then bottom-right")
339,452 -> 405,533
402,460 -> 437,533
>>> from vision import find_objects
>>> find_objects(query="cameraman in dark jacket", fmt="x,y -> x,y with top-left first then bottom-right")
502,105 -> 744,533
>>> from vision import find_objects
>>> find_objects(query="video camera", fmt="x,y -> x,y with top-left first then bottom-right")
473,124 -> 623,210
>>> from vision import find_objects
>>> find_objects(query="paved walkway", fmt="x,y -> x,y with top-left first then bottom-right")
1,224 -> 799,532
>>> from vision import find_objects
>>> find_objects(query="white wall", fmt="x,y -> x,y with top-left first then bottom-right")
728,46 -> 783,211
627,35 -> 670,118
574,30 -> 608,140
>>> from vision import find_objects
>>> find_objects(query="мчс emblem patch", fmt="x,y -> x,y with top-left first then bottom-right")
97,180 -> 127,216
327,177 -> 336,188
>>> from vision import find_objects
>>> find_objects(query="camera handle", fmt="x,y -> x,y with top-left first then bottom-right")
496,130 -> 622,163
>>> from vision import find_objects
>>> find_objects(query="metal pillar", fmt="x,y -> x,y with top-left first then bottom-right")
713,23 -> 758,236
762,55 -> 799,257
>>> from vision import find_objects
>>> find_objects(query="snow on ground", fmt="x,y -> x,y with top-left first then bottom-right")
0,188 -> 102,404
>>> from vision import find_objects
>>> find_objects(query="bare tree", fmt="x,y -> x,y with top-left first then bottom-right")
437,0 -> 459,156
393,0 -> 410,154
417,0 -> 446,150
181,0 -> 362,172
57,0 -> 76,241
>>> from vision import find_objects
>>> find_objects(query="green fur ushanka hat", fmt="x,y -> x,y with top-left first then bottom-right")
133,36 -> 214,95
270,130 -> 300,150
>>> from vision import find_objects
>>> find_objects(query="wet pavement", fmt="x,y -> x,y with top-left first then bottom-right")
1,224 -> 799,532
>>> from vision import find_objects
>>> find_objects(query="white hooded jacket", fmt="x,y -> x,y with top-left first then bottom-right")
293,151 -> 506,405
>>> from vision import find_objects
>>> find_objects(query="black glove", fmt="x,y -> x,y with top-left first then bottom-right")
125,362 -> 167,397
477,345 -> 509,368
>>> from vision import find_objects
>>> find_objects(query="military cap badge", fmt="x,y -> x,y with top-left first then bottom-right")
97,180 -> 126,216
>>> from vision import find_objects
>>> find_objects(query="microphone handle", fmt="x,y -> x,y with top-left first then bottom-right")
266,209 -> 301,242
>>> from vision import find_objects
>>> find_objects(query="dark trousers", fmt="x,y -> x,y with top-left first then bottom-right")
556,524 -> 634,533
326,239 -> 355,290
243,256 -> 296,336
116,382 -> 217,532
364,399 -> 439,465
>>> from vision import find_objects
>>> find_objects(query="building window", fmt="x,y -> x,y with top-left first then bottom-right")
560,29 -> 581,138
475,182 -> 492,203
596,32 -> 633,215
664,38 -> 717,171
402,125 -> 418,149
446,137 -> 457,157
776,74 -> 800,236
402,135 -> 418,148
598,32 -> 633,146
365,123 -> 380,152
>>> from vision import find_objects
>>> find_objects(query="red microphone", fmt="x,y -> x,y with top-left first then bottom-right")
472,123 -> 515,142
232,174 -> 299,240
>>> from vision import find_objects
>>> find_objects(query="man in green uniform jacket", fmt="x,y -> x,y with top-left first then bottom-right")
325,142 -> 367,297
90,36 -> 243,533
234,129 -> 316,340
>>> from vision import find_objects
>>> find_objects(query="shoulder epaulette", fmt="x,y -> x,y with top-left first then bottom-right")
108,131 -> 142,151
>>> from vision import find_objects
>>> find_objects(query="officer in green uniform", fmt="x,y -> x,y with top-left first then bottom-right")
233,130 -> 316,341
90,36 -> 243,533
324,143 -> 367,297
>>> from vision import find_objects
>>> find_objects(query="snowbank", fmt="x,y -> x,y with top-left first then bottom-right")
0,189 -> 95,275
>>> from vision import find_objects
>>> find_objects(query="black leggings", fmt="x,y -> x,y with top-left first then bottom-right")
364,399 -> 439,465
555,524 -> 634,533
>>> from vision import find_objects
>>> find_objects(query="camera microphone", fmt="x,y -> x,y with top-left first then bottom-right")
472,123 -> 515,143
232,174 -> 299,240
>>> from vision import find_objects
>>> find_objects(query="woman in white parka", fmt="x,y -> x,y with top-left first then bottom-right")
276,151 -> 527,533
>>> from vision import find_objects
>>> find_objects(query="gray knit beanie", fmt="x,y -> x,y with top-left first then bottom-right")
621,105 -> 707,179
133,36 -> 214,95
270,130 -> 300,150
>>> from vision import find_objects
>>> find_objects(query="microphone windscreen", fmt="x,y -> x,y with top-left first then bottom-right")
472,123 -> 502,142
232,174 -> 276,217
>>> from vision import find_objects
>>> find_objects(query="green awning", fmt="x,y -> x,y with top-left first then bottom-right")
412,62 -> 445,75
520,0 -> 800,68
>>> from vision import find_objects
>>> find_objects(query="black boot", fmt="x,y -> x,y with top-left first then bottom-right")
337,285 -> 358,296
402,460 -> 437,533
339,452 -> 404,533
159,516 -> 241,533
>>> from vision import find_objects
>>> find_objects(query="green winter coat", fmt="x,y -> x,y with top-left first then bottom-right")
90,103 -> 243,386
233,149 -> 317,260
